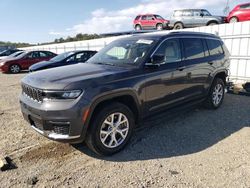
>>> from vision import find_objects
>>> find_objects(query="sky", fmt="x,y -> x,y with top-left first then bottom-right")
0,0 -> 248,43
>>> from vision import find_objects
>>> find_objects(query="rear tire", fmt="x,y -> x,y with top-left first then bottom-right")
204,78 -> 225,109
85,102 -> 135,156
173,23 -> 183,30
9,64 -> 21,74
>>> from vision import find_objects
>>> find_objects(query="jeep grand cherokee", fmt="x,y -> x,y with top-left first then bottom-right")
20,31 -> 230,156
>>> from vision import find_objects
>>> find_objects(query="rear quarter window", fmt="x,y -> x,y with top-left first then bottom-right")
206,39 -> 224,56
182,38 -> 205,60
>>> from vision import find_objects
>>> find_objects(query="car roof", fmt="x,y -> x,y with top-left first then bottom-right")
127,31 -> 220,40
174,9 -> 208,11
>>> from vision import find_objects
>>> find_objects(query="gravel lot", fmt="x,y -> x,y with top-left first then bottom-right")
0,72 -> 250,188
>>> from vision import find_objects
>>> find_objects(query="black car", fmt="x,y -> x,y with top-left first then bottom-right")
29,50 -> 97,72
20,31 -> 230,156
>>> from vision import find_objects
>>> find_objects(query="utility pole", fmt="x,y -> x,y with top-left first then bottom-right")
223,0 -> 230,15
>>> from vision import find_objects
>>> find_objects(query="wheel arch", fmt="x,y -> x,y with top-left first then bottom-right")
83,90 -> 141,138
206,20 -> 219,26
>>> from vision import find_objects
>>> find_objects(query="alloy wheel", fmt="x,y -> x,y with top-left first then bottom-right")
100,112 -> 129,148
212,83 -> 223,106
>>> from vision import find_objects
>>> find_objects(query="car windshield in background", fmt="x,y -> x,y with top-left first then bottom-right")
50,51 -> 74,62
9,51 -> 24,58
202,10 -> 211,16
88,38 -> 156,66
155,15 -> 164,19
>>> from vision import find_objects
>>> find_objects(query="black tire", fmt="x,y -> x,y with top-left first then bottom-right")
156,23 -> 163,30
204,78 -> 225,109
135,25 -> 142,31
173,23 -> 183,30
229,17 -> 238,23
9,64 -> 21,74
208,22 -> 218,26
86,102 -> 135,156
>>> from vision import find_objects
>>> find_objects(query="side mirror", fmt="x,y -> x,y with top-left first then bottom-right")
151,54 -> 164,64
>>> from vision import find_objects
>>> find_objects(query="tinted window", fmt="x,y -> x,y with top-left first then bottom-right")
201,10 -> 212,16
182,38 -> 205,60
206,39 -> 224,56
27,52 -> 40,58
135,16 -> 140,20
141,16 -> 147,20
240,4 -> 250,9
193,10 -> 201,16
39,52 -> 48,57
147,15 -> 154,20
155,15 -> 164,19
154,39 -> 181,64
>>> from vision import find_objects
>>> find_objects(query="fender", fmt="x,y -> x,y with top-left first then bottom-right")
81,89 -> 142,138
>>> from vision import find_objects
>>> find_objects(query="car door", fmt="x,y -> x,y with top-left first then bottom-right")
140,15 -> 147,28
193,10 -> 204,27
22,52 -> 40,69
39,51 -> 51,61
146,15 -> 156,29
144,38 -> 189,113
182,10 -> 194,27
179,37 -> 211,98
241,4 -> 250,21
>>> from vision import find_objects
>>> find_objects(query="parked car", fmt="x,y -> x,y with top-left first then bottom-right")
0,49 -> 23,60
169,9 -> 226,29
0,51 -> 25,60
133,14 -> 169,30
0,50 -> 56,73
20,31 -> 230,155
29,50 -> 97,72
227,3 -> 250,23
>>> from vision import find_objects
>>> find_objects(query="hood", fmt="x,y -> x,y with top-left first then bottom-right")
29,60 -> 53,70
22,63 -> 131,90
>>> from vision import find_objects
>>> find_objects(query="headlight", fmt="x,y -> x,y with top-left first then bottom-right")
0,62 -> 6,66
43,90 -> 83,100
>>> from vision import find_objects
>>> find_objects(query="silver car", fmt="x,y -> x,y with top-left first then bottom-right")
169,9 -> 226,30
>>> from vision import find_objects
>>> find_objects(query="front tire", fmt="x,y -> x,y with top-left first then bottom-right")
86,102 -> 135,156
135,25 -> 142,31
204,78 -> 225,109
173,23 -> 183,30
156,23 -> 163,30
9,64 -> 21,73
229,17 -> 238,23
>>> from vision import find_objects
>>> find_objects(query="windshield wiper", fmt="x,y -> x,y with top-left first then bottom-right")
94,62 -> 116,66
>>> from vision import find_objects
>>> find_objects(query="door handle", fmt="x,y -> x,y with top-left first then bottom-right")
177,66 -> 186,71
208,61 -> 214,65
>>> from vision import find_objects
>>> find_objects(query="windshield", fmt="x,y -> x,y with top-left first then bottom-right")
88,38 -> 156,66
155,15 -> 164,20
9,51 -> 24,58
202,10 -> 212,16
50,51 -> 75,62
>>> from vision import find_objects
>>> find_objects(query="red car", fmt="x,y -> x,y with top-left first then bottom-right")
0,50 -> 56,73
133,14 -> 169,30
227,3 -> 250,23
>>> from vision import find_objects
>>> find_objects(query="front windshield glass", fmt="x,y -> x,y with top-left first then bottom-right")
155,15 -> 164,20
50,51 -> 74,62
9,51 -> 24,58
202,10 -> 212,16
88,38 -> 156,66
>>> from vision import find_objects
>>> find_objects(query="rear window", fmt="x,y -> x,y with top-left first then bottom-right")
206,39 -> 224,56
182,38 -> 205,60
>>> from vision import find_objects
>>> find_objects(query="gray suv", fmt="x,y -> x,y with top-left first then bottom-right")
169,9 -> 226,30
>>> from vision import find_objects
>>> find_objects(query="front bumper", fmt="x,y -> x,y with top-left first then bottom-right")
0,65 -> 8,73
20,93 -> 90,143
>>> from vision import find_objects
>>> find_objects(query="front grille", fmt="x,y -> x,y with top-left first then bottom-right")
53,125 -> 70,135
22,84 -> 43,103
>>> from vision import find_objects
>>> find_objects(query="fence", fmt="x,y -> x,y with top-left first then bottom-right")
21,21 -> 250,84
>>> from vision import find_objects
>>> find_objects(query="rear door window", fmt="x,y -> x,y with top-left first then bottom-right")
206,39 -> 224,56
182,11 -> 193,17
182,38 -> 205,60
